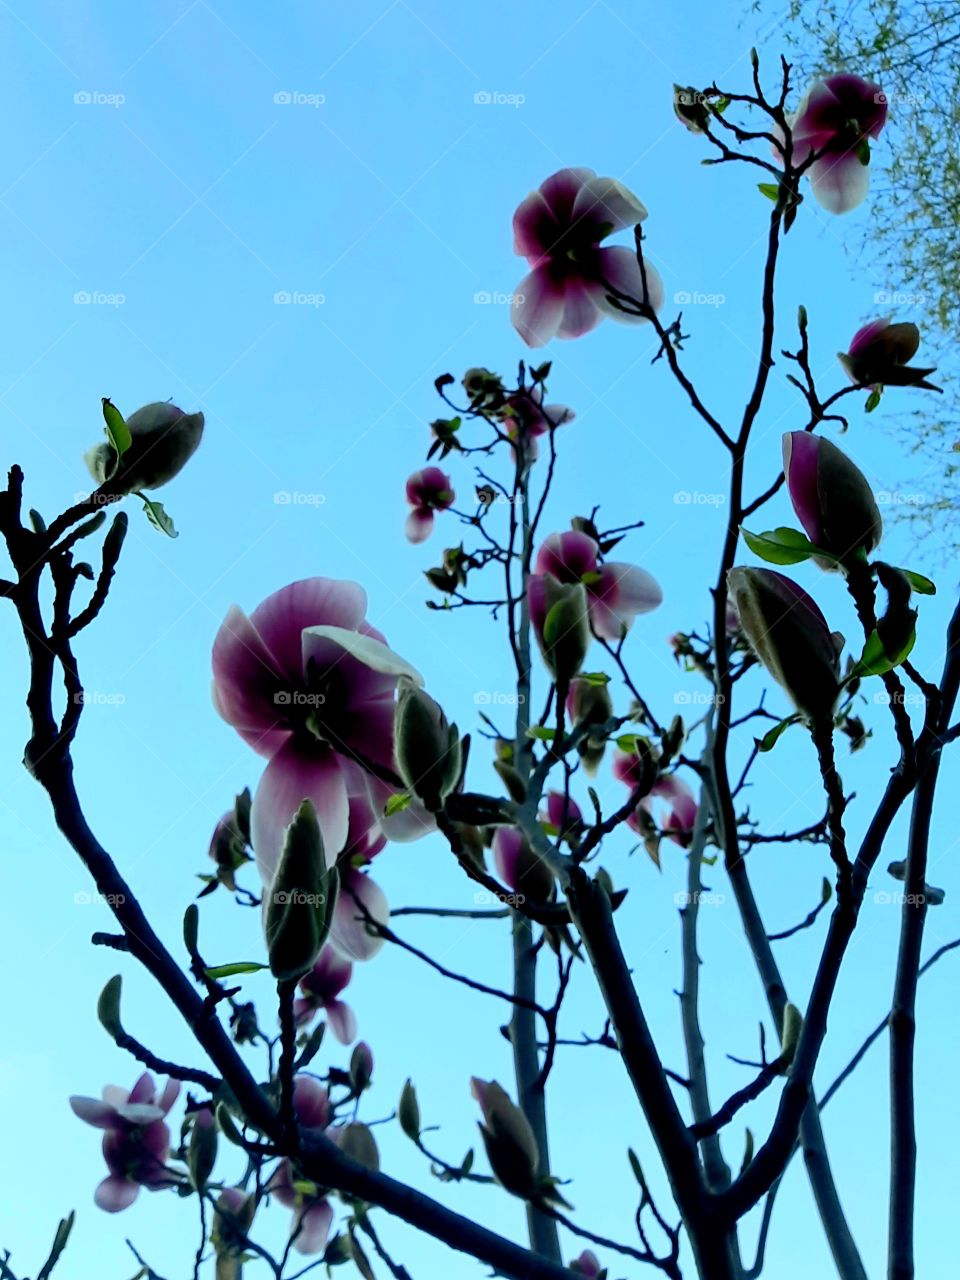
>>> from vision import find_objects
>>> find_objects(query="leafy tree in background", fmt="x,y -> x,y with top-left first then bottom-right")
1,51 -> 957,1280
777,0 -> 960,547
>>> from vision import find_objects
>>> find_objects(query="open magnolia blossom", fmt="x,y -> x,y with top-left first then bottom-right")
630,773 -> 699,847
212,578 -> 432,883
838,317 -> 940,391
267,1077 -> 335,1254
294,944 -> 357,1042
511,167 -> 665,346
532,529 -> 662,640
405,467 -> 455,543
784,74 -> 887,214
70,1072 -> 180,1212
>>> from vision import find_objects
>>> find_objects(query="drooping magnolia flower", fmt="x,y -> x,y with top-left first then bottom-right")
493,826 -> 555,903
267,1077 -> 334,1254
534,530 -> 662,641
629,774 -> 699,848
331,866 -> 390,961
212,578 -> 429,883
405,467 -> 455,543
294,945 -> 357,1042
470,1078 -> 541,1197
85,400 -> 204,492
70,1072 -> 180,1212
728,567 -> 842,720
838,318 -> 939,391
511,168 -> 665,346
787,74 -> 887,214
499,385 -> 575,461
783,431 -> 882,564
545,789 -> 583,835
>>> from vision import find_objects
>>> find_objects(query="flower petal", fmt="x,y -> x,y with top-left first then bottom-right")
511,266 -> 566,348
94,1175 -> 139,1213
593,246 -> 665,321
405,508 -> 434,543
252,741 -> 350,882
69,1096 -> 119,1130
330,869 -> 388,961
212,606 -> 289,758
250,579 -> 368,685
302,626 -> 423,687
809,151 -> 870,214
293,1198 -> 334,1255
571,175 -> 648,236
327,998 -> 358,1045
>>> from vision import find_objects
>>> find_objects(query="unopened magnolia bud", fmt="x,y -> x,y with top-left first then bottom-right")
779,1003 -> 803,1069
783,432 -> 882,566
85,400 -> 204,493
349,1042 -> 374,1092
727,568 -> 841,721
528,577 -> 590,683
212,1186 -> 256,1266
333,1121 -> 380,1171
493,758 -> 527,803
188,1105 -> 218,1192
471,1078 -> 540,1199
673,84 -> 710,133
566,675 -> 613,775
838,318 -> 939,391
394,678 -> 462,811
264,801 -> 339,981
462,367 -> 505,409
398,1078 -> 421,1140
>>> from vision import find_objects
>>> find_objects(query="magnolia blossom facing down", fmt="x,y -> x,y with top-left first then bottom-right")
786,74 -> 887,213
493,826 -> 555,903
267,1077 -> 334,1254
500,385 -> 575,462
629,774 -> 699,848
728,567 -> 842,721
838,318 -> 939,391
405,467 -> 455,543
212,578 -> 427,885
294,945 -> 357,1042
783,431 -> 882,564
534,530 -> 662,640
571,1251 -> 604,1278
70,1072 -> 180,1211
511,168 -> 665,346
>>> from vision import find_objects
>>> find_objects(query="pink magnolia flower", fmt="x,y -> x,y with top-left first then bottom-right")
405,467 -> 455,543
511,168 -> 665,347
294,945 -> 357,1042
268,1077 -> 334,1254
787,74 -> 887,214
545,789 -> 583,834
70,1072 -> 180,1212
212,578 -> 428,884
500,385 -> 575,461
493,826 -> 556,903
534,530 -> 662,640
571,1250 -> 604,1278
838,317 -> 939,390
782,431 -> 882,562
629,774 -> 699,848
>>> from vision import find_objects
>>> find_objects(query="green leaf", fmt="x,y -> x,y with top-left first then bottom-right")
757,182 -> 780,202
899,568 -> 936,596
527,726 -> 556,741
578,670 -> 611,686
101,397 -> 132,456
615,733 -> 642,752
384,791 -> 412,818
742,526 -> 834,566
204,961 -> 268,980
865,388 -> 882,413
756,714 -> 801,753
852,628 -> 916,678
140,495 -> 178,538
821,876 -> 832,905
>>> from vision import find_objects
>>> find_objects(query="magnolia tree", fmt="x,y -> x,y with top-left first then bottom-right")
0,57 -> 953,1280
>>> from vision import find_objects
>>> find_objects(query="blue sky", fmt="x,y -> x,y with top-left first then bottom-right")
0,2 -> 957,1277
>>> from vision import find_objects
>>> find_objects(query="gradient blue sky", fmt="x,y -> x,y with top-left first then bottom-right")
1,2 -> 957,1277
